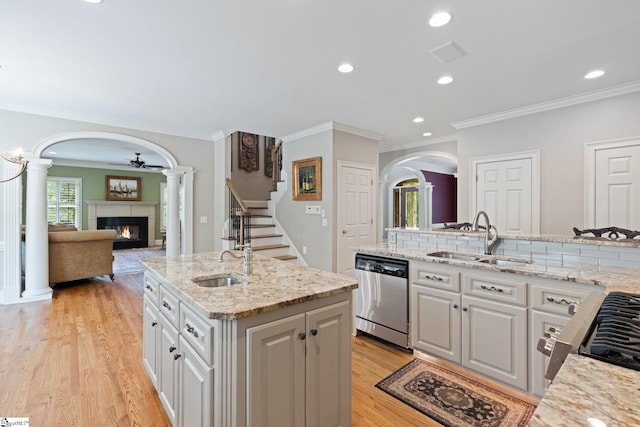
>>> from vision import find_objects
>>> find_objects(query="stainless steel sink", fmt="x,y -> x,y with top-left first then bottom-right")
191,274 -> 245,287
426,251 -> 485,262
478,258 -> 530,267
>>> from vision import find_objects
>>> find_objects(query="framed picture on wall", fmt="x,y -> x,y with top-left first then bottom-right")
292,157 -> 322,201
238,132 -> 259,171
106,175 -> 141,201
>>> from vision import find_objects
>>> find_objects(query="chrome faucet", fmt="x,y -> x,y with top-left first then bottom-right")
472,210 -> 499,255
218,244 -> 253,275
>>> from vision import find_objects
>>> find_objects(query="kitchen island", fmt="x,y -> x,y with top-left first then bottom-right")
141,251 -> 357,427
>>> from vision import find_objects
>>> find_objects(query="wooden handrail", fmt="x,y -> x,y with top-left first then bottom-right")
225,178 -> 249,214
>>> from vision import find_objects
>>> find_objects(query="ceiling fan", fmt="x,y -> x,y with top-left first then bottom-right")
112,152 -> 166,170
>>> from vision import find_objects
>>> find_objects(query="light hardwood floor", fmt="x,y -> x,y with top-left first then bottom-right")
0,272 -> 536,426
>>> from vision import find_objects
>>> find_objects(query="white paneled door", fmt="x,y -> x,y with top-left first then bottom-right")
473,152 -> 538,235
337,162 -> 375,276
593,143 -> 640,229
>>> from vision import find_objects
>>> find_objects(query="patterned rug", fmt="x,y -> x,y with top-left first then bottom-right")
113,247 -> 165,275
375,359 -> 536,427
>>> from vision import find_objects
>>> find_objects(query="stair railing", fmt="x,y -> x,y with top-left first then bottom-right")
225,178 -> 251,248
271,139 -> 283,192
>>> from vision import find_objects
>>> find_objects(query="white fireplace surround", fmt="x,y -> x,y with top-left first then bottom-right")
87,200 -> 159,247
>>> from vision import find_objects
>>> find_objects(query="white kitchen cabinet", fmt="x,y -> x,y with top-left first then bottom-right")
411,284 -> 461,363
410,261 -> 527,390
529,309 -> 568,397
158,312 -> 179,425
179,336 -> 213,427
246,300 -> 351,427
462,295 -> 527,389
143,295 -> 160,388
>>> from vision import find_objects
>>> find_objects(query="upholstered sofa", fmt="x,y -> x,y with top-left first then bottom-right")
46,225 -> 117,286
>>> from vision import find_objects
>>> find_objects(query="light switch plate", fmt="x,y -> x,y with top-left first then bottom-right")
305,205 -> 321,215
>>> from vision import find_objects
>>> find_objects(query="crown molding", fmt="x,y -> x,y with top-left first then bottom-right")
211,130 -> 226,142
281,121 -> 383,143
451,80 -> 640,130
379,134 -> 458,153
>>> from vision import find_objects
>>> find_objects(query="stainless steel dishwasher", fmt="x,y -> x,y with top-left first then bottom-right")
354,253 -> 410,349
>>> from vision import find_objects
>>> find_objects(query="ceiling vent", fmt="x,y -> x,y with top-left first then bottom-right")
430,41 -> 466,63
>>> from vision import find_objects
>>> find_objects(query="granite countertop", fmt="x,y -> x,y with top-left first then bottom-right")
528,354 -> 640,426
354,244 -> 640,292
141,251 -> 357,320
355,244 -> 640,427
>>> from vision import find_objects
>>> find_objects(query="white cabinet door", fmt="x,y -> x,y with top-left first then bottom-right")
529,310 -> 568,397
411,284 -> 461,363
462,295 -> 527,389
246,313 -> 306,427
179,336 -> 213,427
306,301 -> 351,427
143,296 -> 159,388
158,314 -> 179,425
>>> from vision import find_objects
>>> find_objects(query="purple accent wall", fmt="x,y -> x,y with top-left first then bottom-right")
422,171 -> 457,223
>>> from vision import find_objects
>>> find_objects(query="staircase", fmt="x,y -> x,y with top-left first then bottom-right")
242,200 -> 297,262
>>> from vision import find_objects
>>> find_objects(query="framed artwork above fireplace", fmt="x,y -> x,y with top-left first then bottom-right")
106,175 -> 141,201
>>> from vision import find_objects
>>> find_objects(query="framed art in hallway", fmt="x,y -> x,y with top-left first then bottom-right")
106,175 -> 141,201
292,156 -> 322,200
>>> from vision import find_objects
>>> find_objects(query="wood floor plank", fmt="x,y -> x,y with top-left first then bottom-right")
1,271 -> 535,426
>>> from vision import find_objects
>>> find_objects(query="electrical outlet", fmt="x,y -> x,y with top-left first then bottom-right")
303,246 -> 308,254
305,205 -> 321,215
200,216 -> 208,223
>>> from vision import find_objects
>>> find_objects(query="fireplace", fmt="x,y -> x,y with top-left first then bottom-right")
97,216 -> 149,250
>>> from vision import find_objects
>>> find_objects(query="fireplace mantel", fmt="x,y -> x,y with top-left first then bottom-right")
87,200 -> 159,247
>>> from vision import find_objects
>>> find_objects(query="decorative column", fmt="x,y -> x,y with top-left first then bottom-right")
23,158 -> 53,301
0,156 -> 24,304
419,183 -> 434,230
163,169 -> 183,258
177,167 -> 194,255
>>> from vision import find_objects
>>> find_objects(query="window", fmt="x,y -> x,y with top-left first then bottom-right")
47,177 -> 81,228
393,179 -> 419,229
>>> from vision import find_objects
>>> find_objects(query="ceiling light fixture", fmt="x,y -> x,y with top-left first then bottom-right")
429,12 -> 452,27
0,148 -> 28,183
437,75 -> 454,85
84,0 -> 104,4
413,117 -> 425,123
422,132 -> 432,137
584,70 -> 605,79
338,63 -> 354,73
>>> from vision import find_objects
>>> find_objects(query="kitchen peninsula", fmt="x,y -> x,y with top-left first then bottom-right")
141,252 -> 357,427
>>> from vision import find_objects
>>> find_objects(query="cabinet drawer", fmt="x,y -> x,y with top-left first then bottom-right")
144,272 -> 160,307
411,262 -> 460,292
462,270 -> 527,306
180,303 -> 215,366
159,285 -> 180,327
529,280 -> 598,315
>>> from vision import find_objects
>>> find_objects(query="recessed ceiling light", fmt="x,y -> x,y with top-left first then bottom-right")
338,63 -> 354,73
84,0 -> 103,3
422,132 -> 432,137
429,12 -> 452,27
48,151 -> 57,155
413,117 -> 425,123
584,70 -> 605,79
437,75 -> 454,85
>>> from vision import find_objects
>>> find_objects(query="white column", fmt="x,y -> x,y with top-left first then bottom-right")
23,158 -> 53,301
163,169 -> 183,258
0,156 -> 24,304
419,183 -> 434,230
178,167 -> 194,255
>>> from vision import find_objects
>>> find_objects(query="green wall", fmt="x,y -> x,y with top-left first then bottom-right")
48,165 -> 166,237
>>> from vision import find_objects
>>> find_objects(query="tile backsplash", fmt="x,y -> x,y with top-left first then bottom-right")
388,229 -> 640,269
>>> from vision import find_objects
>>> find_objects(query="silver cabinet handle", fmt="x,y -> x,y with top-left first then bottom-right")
546,297 -> 576,305
185,323 -> 199,338
423,273 -> 448,283
162,301 -> 173,311
480,284 -> 504,293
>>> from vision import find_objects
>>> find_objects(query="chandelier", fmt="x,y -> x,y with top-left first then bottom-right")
0,150 -> 28,183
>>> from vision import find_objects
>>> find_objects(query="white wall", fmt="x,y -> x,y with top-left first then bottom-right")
456,91 -> 640,235
0,109 -> 217,253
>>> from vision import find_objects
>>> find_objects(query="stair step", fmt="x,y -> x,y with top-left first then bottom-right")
252,244 -> 289,251
273,255 -> 297,261
244,200 -> 269,209
249,224 -> 275,229
250,234 -> 283,239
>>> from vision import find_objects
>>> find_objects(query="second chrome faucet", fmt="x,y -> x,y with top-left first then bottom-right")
218,244 -> 253,275
472,210 -> 499,255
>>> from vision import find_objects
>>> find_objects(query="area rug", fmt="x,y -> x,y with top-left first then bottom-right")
375,359 -> 536,427
113,247 -> 166,275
